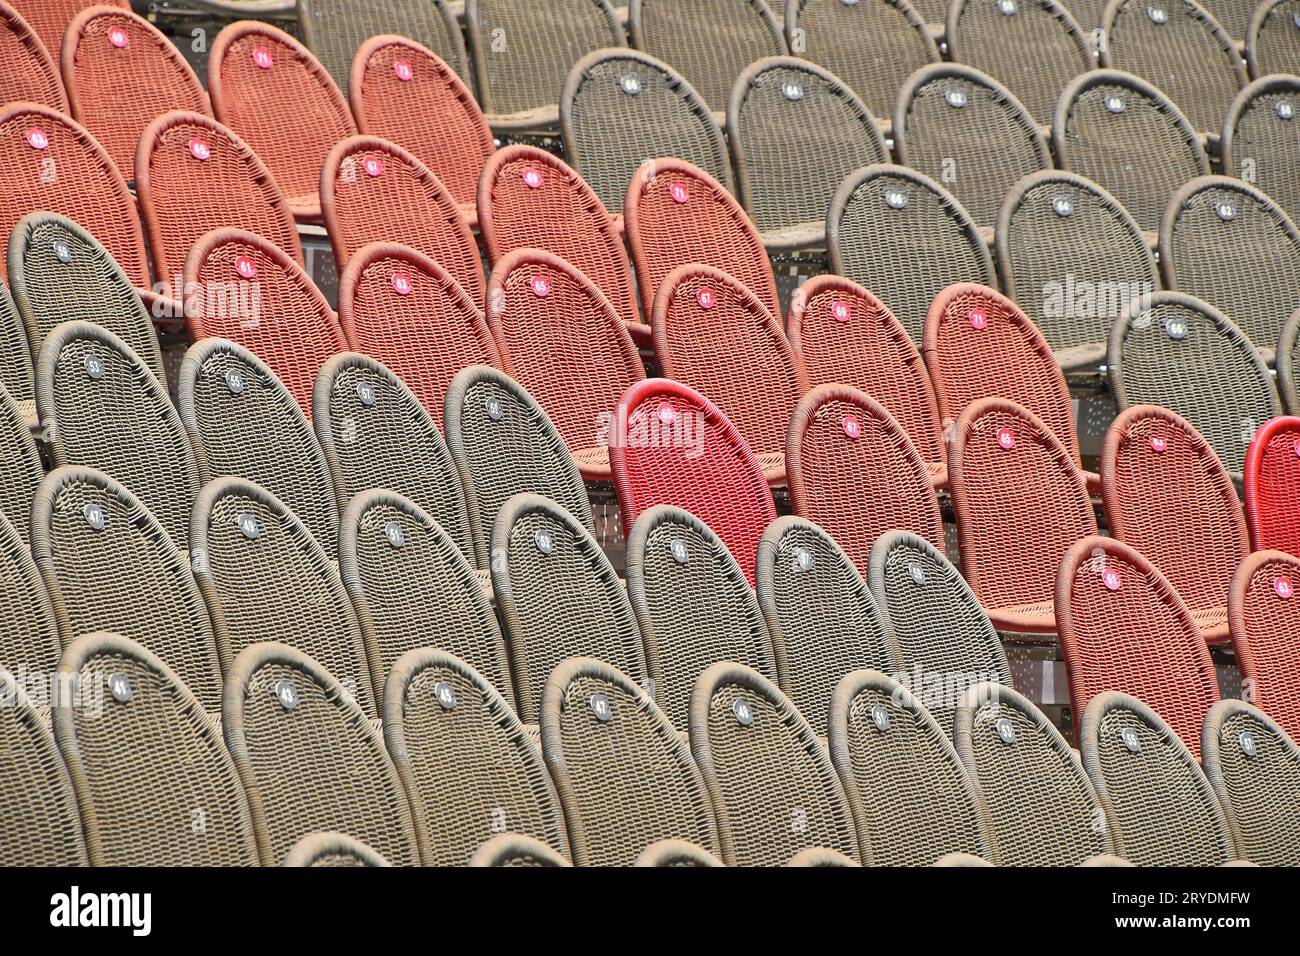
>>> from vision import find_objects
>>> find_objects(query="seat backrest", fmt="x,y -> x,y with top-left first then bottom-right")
756,517 -> 898,736
62,6 -> 209,182
0,376 -> 46,538
562,48 -> 731,214
322,135 -> 482,300
479,145 -> 638,327
786,385 -> 943,571
1053,69 -> 1209,233
9,0 -> 122,62
0,0 -> 69,112
337,242 -> 496,423
183,228 -> 347,415
627,504 -> 783,730
1057,536 -> 1222,756
1202,699 -> 1300,866
314,353 -> 474,562
468,833 -> 572,866
444,366 -> 593,569
827,164 -> 995,342
954,681 -> 1116,865
1227,549 -> 1300,742
1244,415 -> 1300,553
136,111 -> 302,287
1080,691 -> 1239,865
54,632 -> 261,865
625,157 -> 779,320
283,831 -> 392,867
690,661 -> 862,865
1222,76 -> 1300,229
1108,291 -> 1280,474
385,647 -> 569,866
829,669 -> 998,866
1246,0 -> 1300,78
609,378 -> 777,581
0,281 -> 33,405
0,507 -> 60,677
37,321 -> 198,545
223,641 -> 421,865
300,0 -> 469,92
996,170 -> 1157,361
893,63 -> 1051,228
541,657 -> 721,865
180,337 -> 339,557
727,56 -> 887,242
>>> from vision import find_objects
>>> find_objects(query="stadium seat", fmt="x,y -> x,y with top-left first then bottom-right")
787,386 -> 943,571
1056,536 -> 1222,755
827,164 -> 996,343
1243,415 -> 1300,552
893,63 -> 1051,229
1079,692 -> 1241,865
444,366 -> 593,569
954,682 -> 1117,865
996,170 -> 1158,371
561,48 -> 732,215
469,833 -> 572,867
1109,291 -> 1281,475
385,648 -> 570,866
180,338 -> 339,557
1222,76 -> 1300,228
0,381 -> 42,536
1246,0 -> 1300,78
283,832 -> 392,867
0,284 -> 33,410
829,669 -> 999,866
0,1 -> 69,112
948,398 -> 1098,634
1227,549 -> 1300,741
54,632 -> 262,866
208,21 -> 357,223
727,56 -> 887,251
1053,69 -> 1210,234
0,508 -> 60,677
540,657 -> 723,865
634,839 -> 726,866
756,517 -> 899,736
1279,311 -> 1300,412
8,1 -> 122,66
626,504 -> 784,730
222,641 -> 422,865
486,249 -> 644,479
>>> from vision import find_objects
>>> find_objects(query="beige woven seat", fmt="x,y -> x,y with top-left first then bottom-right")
283,831 -> 393,867
1246,0 -> 1300,78
1222,76 -> 1300,228
0,380 -> 45,539
0,280 -> 33,408
0,509 -> 60,678
633,839 -> 726,867
298,0 -> 468,91
469,833 -> 572,867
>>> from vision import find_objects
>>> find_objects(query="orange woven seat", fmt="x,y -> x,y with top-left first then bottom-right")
9,0 -> 122,63
1244,415 -> 1300,555
1228,549 -> 1300,742
0,2 -> 69,112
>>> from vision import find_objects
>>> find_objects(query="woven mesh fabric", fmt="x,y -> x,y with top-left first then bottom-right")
786,386 -> 943,572
0,382 -> 44,539
1101,405 -> 1248,642
828,165 -> 995,343
0,509 -> 60,677
756,518 -> 898,736
630,0 -> 786,111
1054,71 -> 1209,233
314,354 -> 475,562
1227,550 -> 1300,741
385,649 -> 569,866
785,0 -> 937,120
905,0 -> 949,24
195,479 -> 377,718
349,35 -> 492,210
562,49 -> 731,214
1080,694 -> 1235,865
1202,701 -> 1300,866
224,644 -> 421,865
625,157 -> 779,320
997,171 -> 1157,356
955,684 -> 1114,865
338,244 -> 496,425
0,671 -> 88,866
0,2 -> 69,111
300,0 -> 468,90
1161,176 -> 1300,348
8,213 -> 162,379
208,22 -> 356,219
541,658 -> 720,865
691,663 -> 861,866
949,400 -> 1097,632
1056,537 -> 1221,756
829,670 -> 994,866
37,323 -> 197,546
0,281 -> 33,405
487,250 -> 644,478
9,0 -> 122,66
137,112 -> 302,286
1067,0 -> 1111,29
284,831 -> 391,867
183,229 -> 348,416
1109,293 -> 1280,474
728,57 -> 887,237
62,8 -> 208,181
867,531 -> 1013,734
54,635 -> 260,865
180,340 -> 339,558
1101,0 -> 1245,133
1203,0 -> 1258,37
322,137 -> 483,300
1247,0 -> 1300,77
1243,416 -> 1300,553
469,833 -> 571,866
445,367 -> 593,569
480,147 -> 638,326
634,838 -> 724,866
894,64 -> 1050,228
627,506 -> 781,730
1222,78 -> 1300,227
1284,314 -> 1300,413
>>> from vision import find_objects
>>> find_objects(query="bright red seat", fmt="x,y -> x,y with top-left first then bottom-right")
0,1 -> 69,112
1228,549 -> 1300,742
1244,415 -> 1300,556
9,0 -> 122,63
